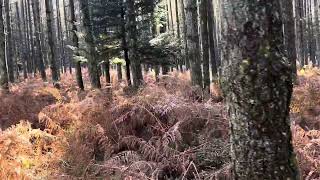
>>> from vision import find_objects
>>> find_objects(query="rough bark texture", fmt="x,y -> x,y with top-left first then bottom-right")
0,2 -> 8,92
45,0 -> 60,85
200,0 -> 210,90
80,0 -> 101,89
283,0 -> 298,82
184,0 -> 203,87
31,0 -> 47,81
5,0 -> 14,82
69,0 -> 84,90
127,0 -> 143,88
220,0 -> 299,179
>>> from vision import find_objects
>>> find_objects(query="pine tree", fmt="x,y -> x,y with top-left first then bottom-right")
69,0 -> 84,90
221,0 -> 299,179
45,0 -> 60,87
5,0 -> 15,82
79,0 -> 101,89
0,1 -> 8,92
184,0 -> 202,87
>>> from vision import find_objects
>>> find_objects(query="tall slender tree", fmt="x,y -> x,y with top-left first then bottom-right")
79,0 -> 101,89
31,0 -> 47,81
45,0 -> 60,86
127,0 -> 143,87
70,0 -> 84,90
5,0 -> 14,82
200,0 -> 210,90
184,0 -> 202,87
0,1 -> 8,92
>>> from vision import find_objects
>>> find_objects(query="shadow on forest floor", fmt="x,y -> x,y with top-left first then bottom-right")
0,80 -> 57,130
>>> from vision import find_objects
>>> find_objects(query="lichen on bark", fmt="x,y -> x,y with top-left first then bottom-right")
220,0 -> 299,179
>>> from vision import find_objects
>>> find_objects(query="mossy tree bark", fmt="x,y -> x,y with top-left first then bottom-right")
220,0 -> 299,179
184,0 -> 203,87
0,2 -> 8,92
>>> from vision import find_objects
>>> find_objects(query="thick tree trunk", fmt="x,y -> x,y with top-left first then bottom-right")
31,0 -> 47,81
5,0 -> 14,82
45,0 -> 60,86
0,2 -> 8,92
200,0 -> 210,90
127,0 -> 143,88
16,2 -> 27,79
79,0 -> 101,89
221,0 -> 299,179
184,0 -> 203,87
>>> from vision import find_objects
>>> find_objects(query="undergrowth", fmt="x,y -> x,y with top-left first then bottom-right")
0,69 -> 319,179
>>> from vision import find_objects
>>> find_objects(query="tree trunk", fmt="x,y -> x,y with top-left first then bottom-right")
26,0 -> 37,75
178,0 -> 189,69
127,0 -> 143,88
56,0 -> 66,74
155,65 -> 160,82
184,0 -> 203,87
103,61 -> 111,85
220,0 -> 299,179
45,0 -> 60,86
120,0 -> 131,86
21,0 -> 30,79
283,0 -> 298,82
16,2 -> 27,79
314,0 -> 320,66
200,0 -> 210,90
0,1 -> 8,92
5,0 -> 14,82
117,64 -> 122,81
31,0 -> 47,81
207,0 -> 217,79
69,0 -> 84,90
79,0 -> 101,89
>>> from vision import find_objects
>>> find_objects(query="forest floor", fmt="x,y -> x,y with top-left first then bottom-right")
0,69 -> 319,179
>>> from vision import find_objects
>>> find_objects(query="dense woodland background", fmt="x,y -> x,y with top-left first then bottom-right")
0,0 -> 320,179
